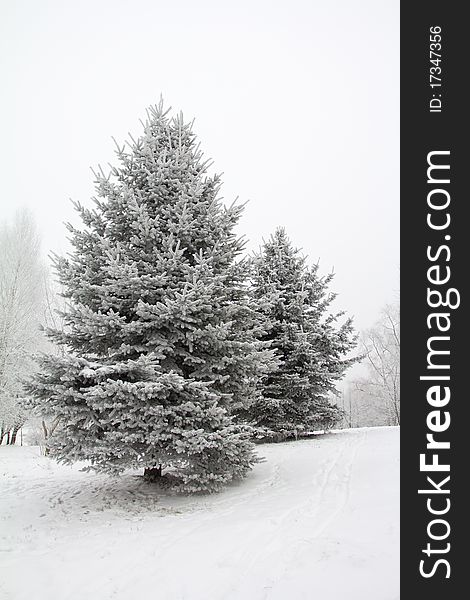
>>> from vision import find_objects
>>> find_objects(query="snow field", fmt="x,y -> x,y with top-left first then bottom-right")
0,427 -> 399,600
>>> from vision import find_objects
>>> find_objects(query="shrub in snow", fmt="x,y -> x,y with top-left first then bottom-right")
27,103 -> 274,493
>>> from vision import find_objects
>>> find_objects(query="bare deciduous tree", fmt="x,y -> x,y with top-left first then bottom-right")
353,303 -> 400,426
0,210 -> 46,444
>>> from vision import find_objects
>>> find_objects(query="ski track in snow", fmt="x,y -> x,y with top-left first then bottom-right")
0,427 -> 399,600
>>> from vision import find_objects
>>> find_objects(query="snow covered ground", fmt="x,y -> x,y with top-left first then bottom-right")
0,427 -> 399,600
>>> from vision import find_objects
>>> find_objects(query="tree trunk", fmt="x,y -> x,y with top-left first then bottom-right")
10,426 -> 20,446
42,419 -> 49,441
144,465 -> 162,480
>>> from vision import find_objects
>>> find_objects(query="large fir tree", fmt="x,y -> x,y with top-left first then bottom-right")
28,103 -> 273,493
245,228 -> 358,440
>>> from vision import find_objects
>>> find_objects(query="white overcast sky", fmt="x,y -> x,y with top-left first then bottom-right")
1,0 -> 399,334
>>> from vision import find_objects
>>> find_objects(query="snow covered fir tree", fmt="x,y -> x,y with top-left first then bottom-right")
243,228 -> 359,440
27,103 -> 275,493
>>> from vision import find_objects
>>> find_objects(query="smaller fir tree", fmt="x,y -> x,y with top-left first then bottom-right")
246,228 -> 358,440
